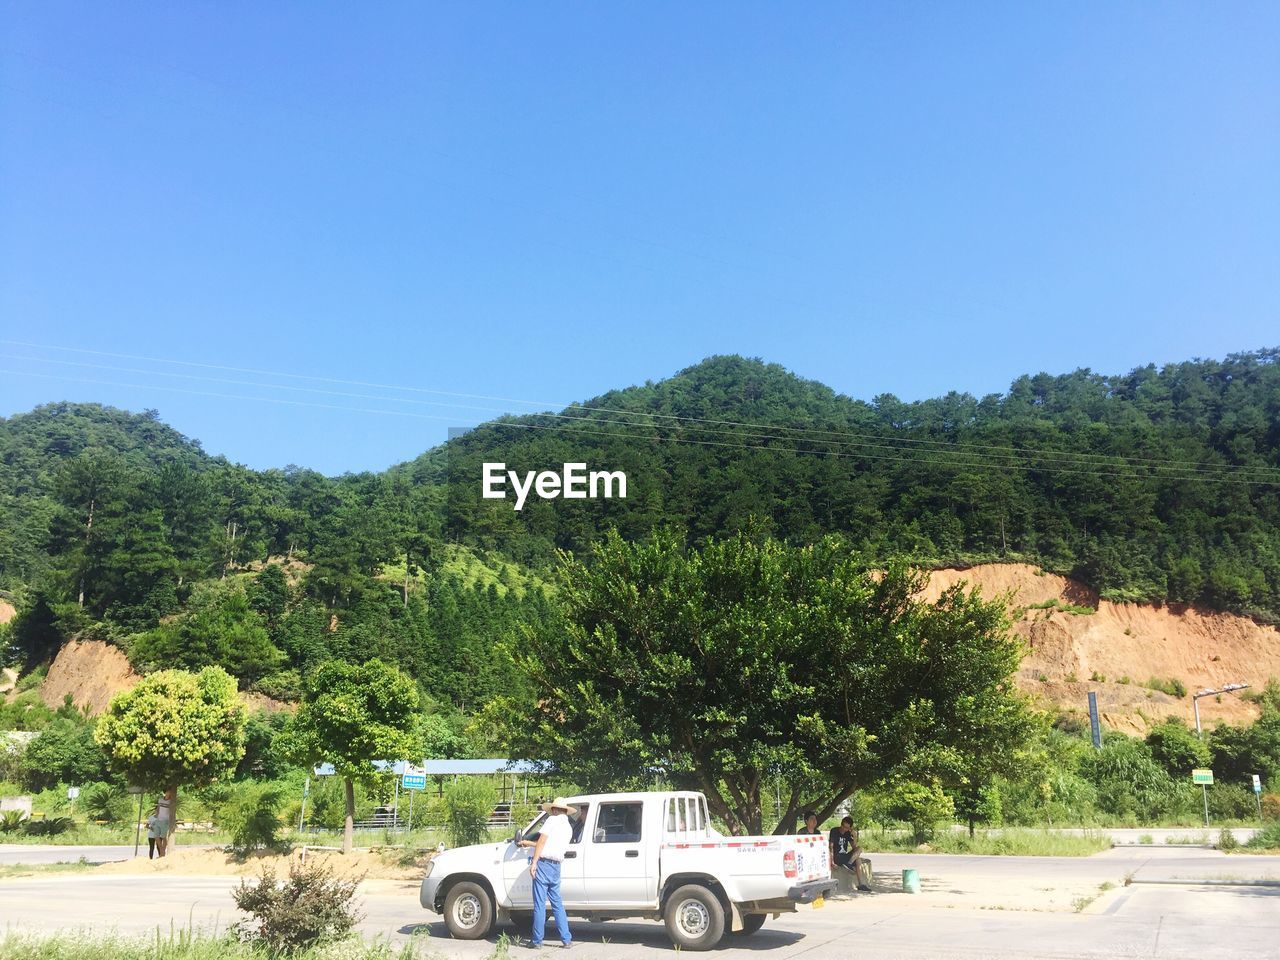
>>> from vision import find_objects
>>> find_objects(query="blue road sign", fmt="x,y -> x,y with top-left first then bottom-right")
402,774 -> 427,791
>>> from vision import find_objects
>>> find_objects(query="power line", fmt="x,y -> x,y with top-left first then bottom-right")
11,349 -> 1280,481
7,340 -> 1280,481
7,366 -> 1280,487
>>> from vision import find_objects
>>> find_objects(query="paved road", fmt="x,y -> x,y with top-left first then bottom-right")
4,849 -> 1279,959
0,843 -> 216,866
0,844 -> 140,865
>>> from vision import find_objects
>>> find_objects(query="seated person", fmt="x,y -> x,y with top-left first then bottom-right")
829,816 -> 872,892
798,811 -> 822,835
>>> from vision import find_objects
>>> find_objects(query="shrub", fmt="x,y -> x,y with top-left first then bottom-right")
1262,793 -> 1280,821
1145,677 -> 1187,698
1207,783 -> 1256,821
222,781 -> 287,856
0,809 -> 28,833
79,781 -> 132,823
24,815 -> 74,836
885,779 -> 954,844
1245,821 -> 1280,850
1217,827 -> 1239,851
233,861 -> 363,953
443,777 -> 497,848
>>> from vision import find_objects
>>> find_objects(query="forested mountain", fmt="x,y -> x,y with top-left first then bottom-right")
2,349 -> 1279,716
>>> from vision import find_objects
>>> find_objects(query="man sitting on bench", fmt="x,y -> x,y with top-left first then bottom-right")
829,816 -> 872,892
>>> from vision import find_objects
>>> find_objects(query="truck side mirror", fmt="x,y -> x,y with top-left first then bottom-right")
513,828 -> 524,845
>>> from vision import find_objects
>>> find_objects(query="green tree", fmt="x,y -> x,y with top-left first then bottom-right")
483,531 -> 1033,835
95,667 -> 247,839
280,658 -> 419,853
22,717 -> 110,790
1145,718 -> 1211,776
132,583 -> 283,682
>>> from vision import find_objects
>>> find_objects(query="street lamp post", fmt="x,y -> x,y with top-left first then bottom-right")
1191,683 -> 1250,827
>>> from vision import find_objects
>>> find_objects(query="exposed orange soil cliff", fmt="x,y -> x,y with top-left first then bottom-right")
0,599 -> 15,624
40,638 -> 141,714
923,564 -> 1279,733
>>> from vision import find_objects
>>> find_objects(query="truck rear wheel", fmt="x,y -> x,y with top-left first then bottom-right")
444,881 -> 494,940
664,884 -> 725,951
731,913 -> 766,936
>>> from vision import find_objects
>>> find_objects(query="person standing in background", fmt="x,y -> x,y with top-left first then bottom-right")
145,806 -> 160,860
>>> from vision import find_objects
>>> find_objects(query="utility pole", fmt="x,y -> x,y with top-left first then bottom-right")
1192,683 -> 1250,827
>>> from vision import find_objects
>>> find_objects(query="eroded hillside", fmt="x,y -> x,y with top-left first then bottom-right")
924,564 -> 1277,733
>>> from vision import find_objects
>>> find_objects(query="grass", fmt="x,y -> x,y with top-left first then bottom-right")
1072,880 -> 1116,913
1144,676 -> 1188,698
1025,598 -> 1095,616
861,828 -> 1112,857
0,931 -> 452,960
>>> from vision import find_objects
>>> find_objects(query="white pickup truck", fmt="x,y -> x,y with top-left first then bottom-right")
419,790 -> 835,950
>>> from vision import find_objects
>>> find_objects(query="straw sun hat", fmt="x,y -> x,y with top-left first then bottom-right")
541,797 -> 578,815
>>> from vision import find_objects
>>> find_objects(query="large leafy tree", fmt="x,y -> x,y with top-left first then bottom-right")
95,667 -> 246,838
484,530 -> 1033,835
132,582 -> 283,682
280,658 -> 419,853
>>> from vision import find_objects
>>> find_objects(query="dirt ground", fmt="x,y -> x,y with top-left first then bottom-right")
95,844 -> 426,881
38,637 -> 141,713
924,564 -> 1279,731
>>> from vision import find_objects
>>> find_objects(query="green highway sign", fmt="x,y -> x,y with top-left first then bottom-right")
1192,769 -> 1214,785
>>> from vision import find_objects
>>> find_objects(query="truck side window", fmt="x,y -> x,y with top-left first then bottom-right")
568,804 -> 590,844
594,801 -> 643,843
666,799 -> 677,833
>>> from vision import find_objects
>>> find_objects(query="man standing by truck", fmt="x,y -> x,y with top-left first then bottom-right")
526,797 -> 575,949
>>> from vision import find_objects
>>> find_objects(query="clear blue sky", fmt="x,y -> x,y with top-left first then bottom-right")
2,2 -> 1277,474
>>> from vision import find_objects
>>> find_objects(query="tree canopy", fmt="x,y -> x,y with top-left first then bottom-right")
280,658 -> 420,852
482,531 -> 1035,834
95,666 -> 247,832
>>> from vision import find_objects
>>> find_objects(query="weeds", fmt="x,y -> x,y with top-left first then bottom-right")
1145,677 -> 1188,698
0,931 -> 446,960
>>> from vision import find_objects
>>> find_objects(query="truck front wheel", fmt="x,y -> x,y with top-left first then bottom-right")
664,884 -> 726,951
443,881 -> 495,940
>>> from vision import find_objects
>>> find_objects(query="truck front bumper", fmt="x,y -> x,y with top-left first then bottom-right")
420,874 -> 442,912
788,878 -> 837,903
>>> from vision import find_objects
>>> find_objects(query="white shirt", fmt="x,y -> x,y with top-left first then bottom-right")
538,813 -> 572,862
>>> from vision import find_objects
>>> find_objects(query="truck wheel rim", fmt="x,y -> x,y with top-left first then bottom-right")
677,898 -> 710,937
453,893 -> 482,929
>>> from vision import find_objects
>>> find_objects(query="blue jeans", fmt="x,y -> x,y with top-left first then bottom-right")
530,858 -> 570,945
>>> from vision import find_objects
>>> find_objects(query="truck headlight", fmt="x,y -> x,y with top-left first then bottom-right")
423,861 -> 435,879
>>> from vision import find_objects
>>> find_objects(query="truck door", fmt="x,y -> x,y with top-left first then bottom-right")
502,804 -> 591,908
586,800 -> 653,905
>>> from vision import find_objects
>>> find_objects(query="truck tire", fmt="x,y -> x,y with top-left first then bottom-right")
731,913 -> 766,936
444,881 -> 495,940
664,884 -> 726,951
